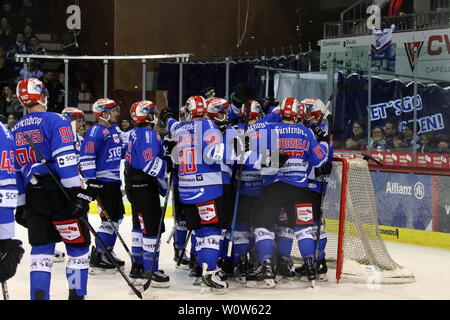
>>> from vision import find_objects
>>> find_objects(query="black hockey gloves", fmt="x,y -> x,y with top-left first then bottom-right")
261,150 -> 290,168
0,239 -> 25,282
310,125 -> 330,143
159,108 -> 175,128
15,205 -> 28,228
68,187 -> 95,218
315,161 -> 333,177
200,87 -> 216,99
260,96 -> 279,114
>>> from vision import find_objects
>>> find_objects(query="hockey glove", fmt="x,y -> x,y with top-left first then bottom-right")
230,92 -> 244,108
314,161 -> 333,177
310,125 -> 330,143
200,87 -> 216,99
159,108 -> 175,128
68,187 -> 95,218
15,205 -> 28,228
260,96 -> 279,114
261,150 -> 290,168
85,179 -> 104,198
163,139 -> 177,156
0,239 -> 25,282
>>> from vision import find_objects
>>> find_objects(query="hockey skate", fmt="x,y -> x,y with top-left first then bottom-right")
54,249 -> 66,263
218,258 -> 233,280
245,259 -> 276,289
174,247 -> 190,270
89,246 -> 117,275
234,254 -> 249,285
129,263 -> 145,286
145,270 -> 170,288
189,254 -> 203,286
296,258 -> 328,282
200,264 -> 228,295
68,289 -> 85,300
275,257 -> 297,283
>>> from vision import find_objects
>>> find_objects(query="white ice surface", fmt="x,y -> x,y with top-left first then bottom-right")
5,215 -> 450,300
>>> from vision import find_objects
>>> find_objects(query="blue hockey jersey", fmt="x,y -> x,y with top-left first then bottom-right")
167,118 -> 231,204
79,123 -> 123,183
260,122 -> 329,188
0,122 -> 18,239
12,112 -> 81,191
307,123 -> 334,194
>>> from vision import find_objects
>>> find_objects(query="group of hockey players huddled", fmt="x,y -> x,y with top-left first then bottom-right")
0,77 -> 333,299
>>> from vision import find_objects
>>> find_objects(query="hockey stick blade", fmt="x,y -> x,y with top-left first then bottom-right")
23,134 -> 143,299
361,152 -> 384,166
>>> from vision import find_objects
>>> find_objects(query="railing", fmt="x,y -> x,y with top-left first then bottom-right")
323,10 -> 450,39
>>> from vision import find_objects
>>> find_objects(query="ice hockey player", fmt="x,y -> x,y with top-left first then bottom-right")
295,98 -> 333,282
124,100 -> 170,288
246,96 -> 329,288
0,121 -> 24,291
62,107 -> 85,153
79,98 -> 126,274
160,96 -> 233,294
12,78 -> 94,300
228,100 -> 268,284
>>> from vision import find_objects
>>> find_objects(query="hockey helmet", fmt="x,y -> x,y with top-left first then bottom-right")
206,97 -> 229,122
92,98 -> 119,118
130,100 -> 158,124
239,100 -> 263,121
62,107 -> 84,121
185,96 -> 207,120
280,97 -> 302,121
302,98 -> 327,122
16,78 -> 48,108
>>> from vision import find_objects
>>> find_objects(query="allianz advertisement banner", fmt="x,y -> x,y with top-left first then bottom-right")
323,170 -> 450,234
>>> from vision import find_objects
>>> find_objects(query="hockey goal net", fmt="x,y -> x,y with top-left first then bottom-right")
291,153 -> 415,284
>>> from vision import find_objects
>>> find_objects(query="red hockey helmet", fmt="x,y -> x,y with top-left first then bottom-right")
239,100 -> 263,121
185,96 -> 207,120
206,97 -> 229,122
16,78 -> 48,108
130,100 -> 158,124
280,97 -> 302,121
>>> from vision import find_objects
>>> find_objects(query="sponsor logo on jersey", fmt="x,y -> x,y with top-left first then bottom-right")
57,153 -> 78,168
0,190 -> 18,207
52,219 -> 85,244
80,160 -> 95,171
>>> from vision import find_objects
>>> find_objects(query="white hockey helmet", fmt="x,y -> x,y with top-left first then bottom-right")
62,107 -> 84,121
206,97 -> 229,123
302,98 -> 327,122
92,98 -> 119,118
239,100 -> 263,121
16,78 -> 48,108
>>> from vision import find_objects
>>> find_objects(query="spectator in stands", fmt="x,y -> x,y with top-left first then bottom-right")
42,70 -> 58,112
28,36 -> 45,55
368,125 -> 388,151
6,33 -> 27,73
54,72 -> 66,113
19,61 -> 43,80
2,85 -> 22,114
6,112 -> 17,130
345,120 -> 368,150
390,133 -> 411,152
23,24 -> 35,45
1,3 -> 16,30
0,58 -> 10,87
403,122 -> 418,150
0,17 -> 14,48
384,121 -> 397,149
417,132 -> 439,154
437,141 -> 450,154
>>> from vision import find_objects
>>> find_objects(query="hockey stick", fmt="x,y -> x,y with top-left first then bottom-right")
361,152 -> 384,166
176,229 -> 193,268
96,198 -> 133,260
227,84 -> 254,259
1,282 -> 9,300
23,134 -> 143,299
142,173 -> 173,292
